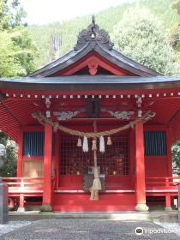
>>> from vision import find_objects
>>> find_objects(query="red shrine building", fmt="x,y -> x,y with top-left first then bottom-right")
1,21 -> 180,212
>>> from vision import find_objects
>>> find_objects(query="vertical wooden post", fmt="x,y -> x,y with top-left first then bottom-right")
17,179 -> 25,212
135,121 -> 148,211
17,130 -> 23,177
17,194 -> 25,212
166,128 -> 173,210
41,123 -> 53,211
165,193 -> 172,211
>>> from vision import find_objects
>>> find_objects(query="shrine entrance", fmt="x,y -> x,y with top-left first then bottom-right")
57,132 -> 130,192
60,133 -> 129,177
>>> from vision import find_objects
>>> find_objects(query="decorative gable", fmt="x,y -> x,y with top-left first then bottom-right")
30,17 -> 159,78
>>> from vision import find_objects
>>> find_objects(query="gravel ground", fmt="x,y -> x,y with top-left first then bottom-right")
0,221 -> 31,236
155,222 -> 180,237
0,219 -> 180,240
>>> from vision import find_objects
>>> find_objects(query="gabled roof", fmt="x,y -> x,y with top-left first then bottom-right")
30,19 -> 159,77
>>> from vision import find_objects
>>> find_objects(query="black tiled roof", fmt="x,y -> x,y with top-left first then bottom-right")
0,75 -> 180,91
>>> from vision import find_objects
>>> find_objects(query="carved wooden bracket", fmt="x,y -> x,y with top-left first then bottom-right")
88,62 -> 98,75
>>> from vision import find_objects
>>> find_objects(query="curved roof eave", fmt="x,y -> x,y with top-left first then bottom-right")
29,42 -> 91,77
0,75 -> 180,91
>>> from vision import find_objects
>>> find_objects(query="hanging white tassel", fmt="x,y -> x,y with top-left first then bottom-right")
99,136 -> 105,153
92,139 -> 97,151
77,138 -> 82,147
83,136 -> 88,152
107,136 -> 112,145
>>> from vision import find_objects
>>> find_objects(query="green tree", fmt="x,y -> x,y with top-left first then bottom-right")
0,29 -> 36,77
172,141 -> 180,175
0,0 -> 26,30
0,0 -> 37,77
167,0 -> 180,52
172,0 -> 180,15
0,0 -> 9,30
112,7 -> 178,75
167,25 -> 180,52
9,0 -> 27,27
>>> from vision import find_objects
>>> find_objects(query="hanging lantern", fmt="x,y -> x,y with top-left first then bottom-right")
92,139 -> 97,151
83,136 -> 88,152
77,138 -> 82,147
99,136 -> 105,153
107,136 -> 112,145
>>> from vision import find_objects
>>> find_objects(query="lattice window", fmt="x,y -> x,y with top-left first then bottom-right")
60,134 -> 129,176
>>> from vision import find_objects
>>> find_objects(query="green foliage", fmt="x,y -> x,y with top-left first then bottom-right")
28,0 -> 180,68
0,28 -> 37,77
0,0 -> 37,77
111,7 -> 179,75
9,0 -> 27,27
167,0 -> 180,54
0,0 -> 9,30
167,24 -> 180,52
0,0 -> 26,30
172,141 -> 180,175
0,131 -> 17,177
172,0 -> 180,15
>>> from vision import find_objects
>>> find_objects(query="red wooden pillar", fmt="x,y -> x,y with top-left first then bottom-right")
165,194 -> 172,211
135,121 -> 149,211
42,123 -> 53,211
17,130 -> 23,178
17,194 -> 25,212
166,128 -> 173,210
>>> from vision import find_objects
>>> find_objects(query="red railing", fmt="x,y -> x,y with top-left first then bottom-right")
2,176 -> 180,194
146,177 -> 180,189
2,177 -> 44,194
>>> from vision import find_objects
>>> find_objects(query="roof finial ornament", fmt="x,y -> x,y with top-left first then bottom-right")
74,16 -> 114,51
91,15 -> 96,39
92,15 -> 95,25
